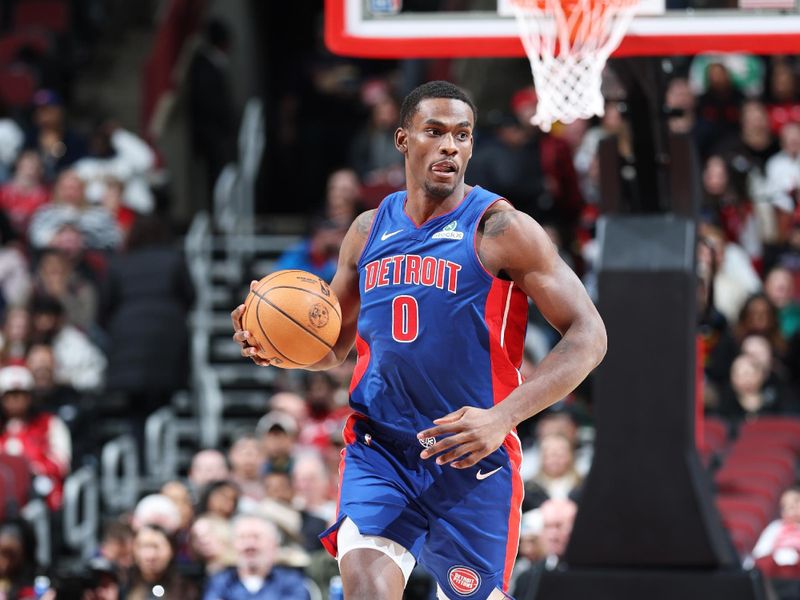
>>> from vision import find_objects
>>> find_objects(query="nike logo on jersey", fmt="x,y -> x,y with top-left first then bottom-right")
476,467 -> 502,480
381,229 -> 403,241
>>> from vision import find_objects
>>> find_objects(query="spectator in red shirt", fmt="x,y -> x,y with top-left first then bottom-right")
0,150 -> 49,240
0,365 -> 71,509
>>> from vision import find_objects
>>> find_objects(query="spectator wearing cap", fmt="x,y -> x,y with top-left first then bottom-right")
257,410 -> 298,475
274,219 -> 346,283
28,169 -> 121,251
202,513 -> 310,600
24,89 -> 88,183
0,365 -> 71,508
0,150 -> 49,240
29,294 -> 106,393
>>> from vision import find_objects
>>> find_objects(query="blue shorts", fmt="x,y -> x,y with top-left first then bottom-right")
321,414 -> 523,599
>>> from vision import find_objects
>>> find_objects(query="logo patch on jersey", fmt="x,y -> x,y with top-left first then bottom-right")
432,220 -> 464,240
308,304 -> 329,328
448,566 -> 481,596
381,229 -> 403,241
418,436 -> 436,449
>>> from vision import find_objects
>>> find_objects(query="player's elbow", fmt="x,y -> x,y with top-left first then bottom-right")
589,315 -> 608,368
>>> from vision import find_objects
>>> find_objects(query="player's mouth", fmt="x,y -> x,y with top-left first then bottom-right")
431,160 -> 458,178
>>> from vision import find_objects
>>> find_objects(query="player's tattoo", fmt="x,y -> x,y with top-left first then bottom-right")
481,210 -> 515,238
355,210 -> 376,235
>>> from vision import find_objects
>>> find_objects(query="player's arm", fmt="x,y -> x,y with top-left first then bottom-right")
231,210 -> 375,369
418,206 -> 606,467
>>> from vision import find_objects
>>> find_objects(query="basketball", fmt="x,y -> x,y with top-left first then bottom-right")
242,270 -> 342,368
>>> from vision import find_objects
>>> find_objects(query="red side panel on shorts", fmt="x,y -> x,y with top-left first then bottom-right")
484,279 -> 527,404
502,434 -> 524,591
349,333 -> 371,393
321,413 -> 361,558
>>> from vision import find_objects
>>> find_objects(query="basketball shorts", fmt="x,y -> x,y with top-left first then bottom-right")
320,414 -> 523,600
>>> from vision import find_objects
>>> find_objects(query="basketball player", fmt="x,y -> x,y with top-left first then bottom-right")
231,81 -> 606,600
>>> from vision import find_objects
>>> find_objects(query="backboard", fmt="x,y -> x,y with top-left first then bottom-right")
325,0 -> 800,58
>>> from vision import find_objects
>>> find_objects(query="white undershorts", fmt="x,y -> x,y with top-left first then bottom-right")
336,517 -> 509,599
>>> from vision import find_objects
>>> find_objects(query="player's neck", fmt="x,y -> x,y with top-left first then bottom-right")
405,182 -> 470,226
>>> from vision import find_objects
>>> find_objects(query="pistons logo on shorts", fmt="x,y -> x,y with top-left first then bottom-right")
448,566 -> 481,596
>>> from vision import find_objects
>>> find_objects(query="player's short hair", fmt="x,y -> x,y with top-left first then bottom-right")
399,80 -> 477,129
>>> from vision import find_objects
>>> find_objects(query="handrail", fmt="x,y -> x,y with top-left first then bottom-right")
21,499 -> 50,567
145,406 -> 178,482
62,466 -> 99,559
100,435 -> 139,512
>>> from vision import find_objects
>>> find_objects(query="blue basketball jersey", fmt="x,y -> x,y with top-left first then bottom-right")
349,185 -> 529,442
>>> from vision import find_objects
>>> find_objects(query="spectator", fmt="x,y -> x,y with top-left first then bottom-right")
764,60 -> 800,135
734,293 -> 786,356
522,433 -> 583,511
29,294 -> 106,393
28,169 -> 121,251
0,306 -> 30,366
131,495 -> 182,536
701,155 -> 761,262
25,341 -> 79,411
291,453 -> 335,524
716,100 -> 780,210
509,509 -> 544,593
520,410 -> 592,480
0,150 -> 49,239
322,168 -> 363,227
161,480 -> 195,563
24,89 -> 88,183
99,214 -> 194,447
0,211 -> 31,310
73,120 -> 156,214
97,520 -> 134,589
197,480 -> 240,521
717,353 -> 779,421
33,248 -> 97,333
665,77 -> 715,160
695,61 -> 744,142
765,266 -> 800,339
228,432 -> 266,505
189,514 -> 236,578
349,94 -> 404,186
187,18 -> 237,196
0,110 -> 23,184
261,469 -> 326,554
0,365 -> 70,508
188,450 -> 230,499
127,524 -> 199,600
698,221 -> 762,325
512,499 -> 578,599
202,513 -> 310,600
752,486 -> 800,579
74,557 -> 121,600
256,410 -> 298,475
765,121 -> 800,240
274,219 -> 346,284
0,518 -> 38,599
297,372 -> 351,451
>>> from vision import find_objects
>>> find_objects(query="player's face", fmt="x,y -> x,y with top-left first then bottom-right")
397,98 -> 474,199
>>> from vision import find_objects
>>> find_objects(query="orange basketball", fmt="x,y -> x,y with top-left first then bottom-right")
242,270 -> 342,368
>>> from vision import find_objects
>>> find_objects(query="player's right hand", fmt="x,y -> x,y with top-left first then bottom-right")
231,280 -> 272,367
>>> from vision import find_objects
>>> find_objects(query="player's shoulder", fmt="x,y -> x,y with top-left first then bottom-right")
352,208 -> 378,236
479,200 -> 537,239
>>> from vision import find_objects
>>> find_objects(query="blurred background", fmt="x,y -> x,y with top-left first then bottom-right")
0,0 -> 796,598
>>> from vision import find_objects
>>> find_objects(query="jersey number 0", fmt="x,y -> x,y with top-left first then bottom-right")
392,295 -> 419,343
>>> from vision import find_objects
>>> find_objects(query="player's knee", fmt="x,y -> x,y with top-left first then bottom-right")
340,549 -> 405,600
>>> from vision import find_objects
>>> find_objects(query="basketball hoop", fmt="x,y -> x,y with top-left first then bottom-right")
510,0 -> 639,131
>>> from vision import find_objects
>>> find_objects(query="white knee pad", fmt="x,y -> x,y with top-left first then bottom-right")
337,517 -> 417,584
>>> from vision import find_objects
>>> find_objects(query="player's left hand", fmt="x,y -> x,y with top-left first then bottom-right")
417,406 -> 513,469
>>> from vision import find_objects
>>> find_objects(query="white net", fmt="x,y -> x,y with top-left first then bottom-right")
510,0 -> 638,131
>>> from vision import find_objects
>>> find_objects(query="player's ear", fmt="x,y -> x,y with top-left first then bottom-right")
395,128 -> 408,155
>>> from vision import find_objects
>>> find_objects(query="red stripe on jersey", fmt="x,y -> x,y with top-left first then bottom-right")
502,434 -> 524,591
349,333 -> 371,393
321,413 -> 361,558
484,279 -> 527,404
